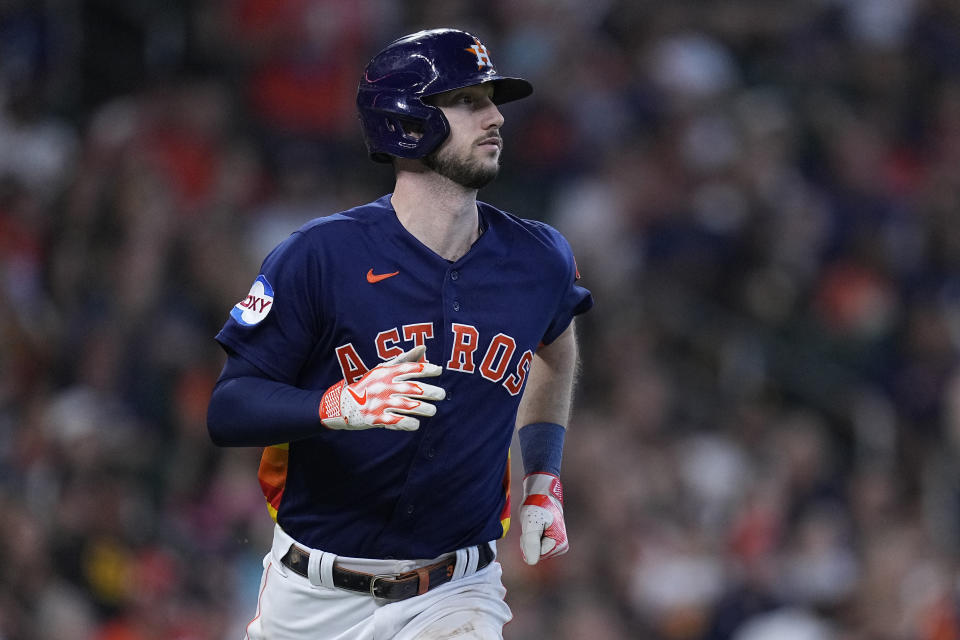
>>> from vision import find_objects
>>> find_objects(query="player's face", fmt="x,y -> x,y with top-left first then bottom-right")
423,83 -> 504,189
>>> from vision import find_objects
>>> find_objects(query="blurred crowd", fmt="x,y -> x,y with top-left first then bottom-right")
2,0 -> 960,638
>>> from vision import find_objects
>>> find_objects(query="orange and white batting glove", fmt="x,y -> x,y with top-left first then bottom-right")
519,472 -> 568,565
319,345 -> 445,431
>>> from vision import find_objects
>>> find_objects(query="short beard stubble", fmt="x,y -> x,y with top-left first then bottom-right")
422,143 -> 500,190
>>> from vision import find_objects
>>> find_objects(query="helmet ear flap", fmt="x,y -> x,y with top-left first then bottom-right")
359,98 -> 450,163
387,116 -> 426,148
368,115 -> 427,164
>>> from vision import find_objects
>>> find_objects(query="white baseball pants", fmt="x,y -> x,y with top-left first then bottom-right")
243,525 -> 512,640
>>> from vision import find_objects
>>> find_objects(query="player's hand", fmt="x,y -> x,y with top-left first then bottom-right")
319,345 -> 445,431
519,472 -> 568,565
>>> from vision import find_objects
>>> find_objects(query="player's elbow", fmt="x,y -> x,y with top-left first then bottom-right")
206,382 -> 235,447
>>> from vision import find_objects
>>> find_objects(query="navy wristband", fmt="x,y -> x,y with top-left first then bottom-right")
517,422 -> 566,476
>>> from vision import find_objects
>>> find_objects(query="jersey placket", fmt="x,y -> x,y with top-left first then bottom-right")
366,259 -> 463,553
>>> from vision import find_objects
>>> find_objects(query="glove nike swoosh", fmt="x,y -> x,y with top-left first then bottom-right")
347,387 -> 367,405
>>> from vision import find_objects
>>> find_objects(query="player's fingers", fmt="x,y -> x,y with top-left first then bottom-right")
520,505 -> 550,565
388,399 -> 437,418
541,537 -> 569,559
388,345 -> 426,365
383,415 -> 421,431
396,381 -> 445,402
393,361 -> 443,379
520,528 -> 544,565
540,537 -> 557,556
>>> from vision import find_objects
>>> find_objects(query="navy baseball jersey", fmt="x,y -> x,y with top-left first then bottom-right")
215,194 -> 592,559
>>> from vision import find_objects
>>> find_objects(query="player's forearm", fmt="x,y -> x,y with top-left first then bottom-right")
207,375 -> 324,447
516,321 -> 579,427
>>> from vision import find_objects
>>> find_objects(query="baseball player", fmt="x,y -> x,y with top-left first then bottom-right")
207,28 -> 593,639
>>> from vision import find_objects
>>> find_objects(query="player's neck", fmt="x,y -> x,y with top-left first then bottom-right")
391,172 -> 482,262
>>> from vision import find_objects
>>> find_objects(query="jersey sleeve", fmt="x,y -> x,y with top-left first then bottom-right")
541,226 -> 594,345
215,230 -> 322,383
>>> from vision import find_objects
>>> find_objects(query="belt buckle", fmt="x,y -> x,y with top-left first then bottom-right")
369,573 -> 395,599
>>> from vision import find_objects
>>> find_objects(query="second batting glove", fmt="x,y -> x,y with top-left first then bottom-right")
519,472 -> 568,565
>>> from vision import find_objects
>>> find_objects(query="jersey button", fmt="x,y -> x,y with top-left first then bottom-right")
427,448 -> 436,458
450,270 -> 459,281
406,505 -> 415,515
453,301 -> 460,312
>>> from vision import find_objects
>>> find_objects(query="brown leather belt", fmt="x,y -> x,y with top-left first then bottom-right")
280,543 -> 495,601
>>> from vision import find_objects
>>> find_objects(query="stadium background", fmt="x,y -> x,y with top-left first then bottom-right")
2,1 -> 960,638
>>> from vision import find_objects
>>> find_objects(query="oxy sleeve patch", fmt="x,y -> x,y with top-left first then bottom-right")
231,275 -> 275,326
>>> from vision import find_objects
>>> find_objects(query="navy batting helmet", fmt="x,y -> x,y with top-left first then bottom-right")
357,29 -> 533,163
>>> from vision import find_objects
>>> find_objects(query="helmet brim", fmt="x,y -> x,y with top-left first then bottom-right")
489,77 -> 533,105
421,77 -> 533,106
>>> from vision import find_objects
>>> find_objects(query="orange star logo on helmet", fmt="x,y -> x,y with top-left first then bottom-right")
465,38 -> 493,70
